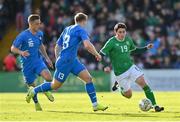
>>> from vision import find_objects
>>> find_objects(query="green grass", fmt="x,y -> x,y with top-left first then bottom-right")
0,92 -> 180,121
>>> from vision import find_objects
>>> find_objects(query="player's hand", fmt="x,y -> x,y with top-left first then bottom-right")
46,58 -> 54,69
95,53 -> 102,61
147,43 -> 154,49
104,66 -> 111,73
20,50 -> 30,58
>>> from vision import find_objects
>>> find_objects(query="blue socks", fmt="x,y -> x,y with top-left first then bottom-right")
32,94 -> 38,103
34,82 -> 52,94
85,82 -> 97,106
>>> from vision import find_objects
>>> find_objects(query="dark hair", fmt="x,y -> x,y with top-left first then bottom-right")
28,14 -> 40,23
114,23 -> 127,32
74,12 -> 88,23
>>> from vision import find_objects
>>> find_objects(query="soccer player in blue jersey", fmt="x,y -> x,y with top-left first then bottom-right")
26,13 -> 108,111
11,14 -> 54,111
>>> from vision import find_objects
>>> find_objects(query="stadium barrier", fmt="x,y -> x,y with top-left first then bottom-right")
0,71 -> 110,92
1,70 -> 180,92
111,69 -> 180,91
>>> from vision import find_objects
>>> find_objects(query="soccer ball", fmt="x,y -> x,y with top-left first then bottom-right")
139,98 -> 152,111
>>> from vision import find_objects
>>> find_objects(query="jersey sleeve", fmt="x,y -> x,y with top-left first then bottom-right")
39,31 -> 44,45
129,37 -> 136,51
100,39 -> 113,56
12,34 -> 23,48
57,31 -> 64,47
79,29 -> 89,41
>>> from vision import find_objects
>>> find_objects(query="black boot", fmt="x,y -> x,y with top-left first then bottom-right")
154,105 -> 164,112
112,81 -> 119,91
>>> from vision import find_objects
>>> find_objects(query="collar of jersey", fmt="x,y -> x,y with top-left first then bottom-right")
27,29 -> 38,36
114,36 -> 125,42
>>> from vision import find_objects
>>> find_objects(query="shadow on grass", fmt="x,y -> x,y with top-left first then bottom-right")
47,110 -> 157,117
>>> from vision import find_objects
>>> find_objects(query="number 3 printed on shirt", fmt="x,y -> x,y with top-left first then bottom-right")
63,34 -> 70,49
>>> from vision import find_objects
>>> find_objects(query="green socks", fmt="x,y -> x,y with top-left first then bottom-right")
143,85 -> 156,105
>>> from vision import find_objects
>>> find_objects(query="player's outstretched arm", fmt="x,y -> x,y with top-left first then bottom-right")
39,44 -> 53,68
83,40 -> 102,61
130,43 -> 154,55
99,52 -> 111,73
54,44 -> 61,60
11,45 -> 30,58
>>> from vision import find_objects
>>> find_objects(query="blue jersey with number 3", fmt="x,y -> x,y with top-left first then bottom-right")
56,24 -> 89,60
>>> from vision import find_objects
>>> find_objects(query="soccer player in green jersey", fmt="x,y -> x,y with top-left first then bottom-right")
100,23 -> 164,112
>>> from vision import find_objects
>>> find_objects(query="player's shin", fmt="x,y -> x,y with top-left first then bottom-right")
32,94 -> 38,103
34,82 -> 52,94
42,80 -> 54,101
143,85 -> 156,106
85,82 -> 97,107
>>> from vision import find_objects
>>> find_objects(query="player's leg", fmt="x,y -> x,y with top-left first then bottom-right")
26,62 -> 70,103
118,78 -> 132,99
40,69 -> 52,81
39,69 -> 54,102
23,70 -> 42,111
26,70 -> 65,99
78,70 -> 108,111
26,83 -> 38,104
135,75 -> 156,105
71,60 -> 108,111
130,65 -> 164,112
130,65 -> 157,107
135,75 -> 164,112
26,78 -> 63,103
113,69 -> 133,98
27,82 -> 42,111
33,78 -> 63,94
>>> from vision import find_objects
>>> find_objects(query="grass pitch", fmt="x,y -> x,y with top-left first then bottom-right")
0,92 -> 180,121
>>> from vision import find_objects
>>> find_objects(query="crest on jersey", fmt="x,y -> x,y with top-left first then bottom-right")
39,36 -> 42,40
126,41 -> 130,45
28,38 -> 34,47
115,43 -> 119,46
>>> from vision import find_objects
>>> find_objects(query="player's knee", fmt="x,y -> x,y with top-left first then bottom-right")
51,83 -> 59,90
124,91 -> 132,99
125,94 -> 132,99
44,75 -> 53,81
45,78 -> 52,82
27,83 -> 35,87
51,85 -> 58,90
83,76 -> 92,83
51,79 -> 63,90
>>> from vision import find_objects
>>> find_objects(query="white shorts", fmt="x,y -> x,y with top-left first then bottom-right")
115,65 -> 144,92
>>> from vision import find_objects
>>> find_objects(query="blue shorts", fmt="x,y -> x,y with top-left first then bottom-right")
22,60 -> 48,85
54,58 -> 86,82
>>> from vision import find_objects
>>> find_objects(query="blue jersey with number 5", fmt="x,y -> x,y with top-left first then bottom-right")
56,24 -> 89,60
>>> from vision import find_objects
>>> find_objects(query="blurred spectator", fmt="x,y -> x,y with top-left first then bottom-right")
37,0 -> 180,70
23,0 -> 32,27
0,0 -> 8,40
15,0 -> 25,31
0,0 -> 29,39
146,32 -> 161,56
4,0 -> 179,70
3,52 -> 17,72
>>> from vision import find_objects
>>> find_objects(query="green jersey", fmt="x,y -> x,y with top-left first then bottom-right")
100,36 -> 146,76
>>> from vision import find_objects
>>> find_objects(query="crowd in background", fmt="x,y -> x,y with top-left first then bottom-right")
0,0 -> 32,40
2,0 -> 180,71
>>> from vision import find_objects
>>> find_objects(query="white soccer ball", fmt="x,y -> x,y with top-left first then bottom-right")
139,98 -> 152,111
